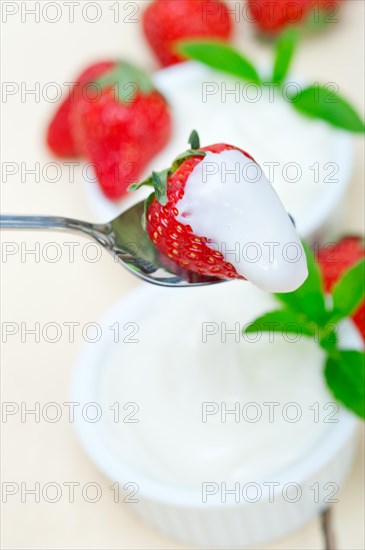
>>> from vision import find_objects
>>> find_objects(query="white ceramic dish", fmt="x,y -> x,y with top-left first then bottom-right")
71,284 -> 361,548
85,62 -> 354,245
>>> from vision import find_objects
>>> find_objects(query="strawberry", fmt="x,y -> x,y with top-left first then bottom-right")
247,0 -> 312,34
318,236 -> 365,341
142,0 -> 232,67
47,60 -> 171,200
130,132 -> 258,280
67,61 -> 171,200
46,61 -> 115,157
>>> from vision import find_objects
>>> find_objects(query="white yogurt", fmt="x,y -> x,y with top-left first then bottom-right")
98,282 -> 332,491
176,149 -> 308,292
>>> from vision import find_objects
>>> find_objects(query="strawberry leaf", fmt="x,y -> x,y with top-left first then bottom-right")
95,61 -> 154,103
129,132 -> 206,208
272,28 -> 299,84
325,350 -> 365,418
152,170 -> 169,206
329,258 -> 365,322
142,192 -> 156,231
128,149 -> 205,201
244,309 -> 313,337
274,241 -> 327,322
289,85 -> 365,133
171,149 -> 205,166
302,6 -> 338,34
188,130 -> 200,150
178,41 -> 261,84
129,175 -> 154,192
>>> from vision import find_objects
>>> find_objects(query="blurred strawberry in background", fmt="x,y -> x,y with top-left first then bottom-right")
46,61 -> 171,200
143,0 -> 233,67
247,0 -> 342,35
47,61 -> 114,157
318,236 -> 365,341
247,0 -> 312,34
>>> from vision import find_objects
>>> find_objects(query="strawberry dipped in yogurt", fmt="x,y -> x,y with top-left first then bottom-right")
130,132 -> 308,292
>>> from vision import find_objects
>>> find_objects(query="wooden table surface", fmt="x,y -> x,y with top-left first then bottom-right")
1,1 -> 364,548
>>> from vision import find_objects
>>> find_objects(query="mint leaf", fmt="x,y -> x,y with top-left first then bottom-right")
325,350 -> 365,418
244,309 -> 313,337
329,258 -> 365,322
272,28 -> 299,84
290,85 -> 365,133
274,241 -> 327,322
319,325 -> 339,354
188,130 -> 200,150
96,61 -> 154,103
178,41 -> 261,84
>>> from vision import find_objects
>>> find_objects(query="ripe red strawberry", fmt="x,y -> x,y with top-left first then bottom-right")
318,236 -> 365,341
130,132 -> 257,280
247,0 -> 312,34
67,61 -> 171,200
143,0 -> 232,67
46,61 -> 115,157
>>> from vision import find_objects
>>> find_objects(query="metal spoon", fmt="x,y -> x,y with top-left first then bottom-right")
0,201 -> 222,287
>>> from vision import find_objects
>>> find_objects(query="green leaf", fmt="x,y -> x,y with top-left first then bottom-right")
152,170 -> 169,206
300,5 -> 339,34
325,350 -> 365,418
272,28 -> 299,84
319,325 -> 339,354
171,149 -> 206,169
178,40 -> 261,84
274,241 -> 327,322
329,258 -> 365,322
95,61 -> 154,103
188,130 -> 200,150
290,85 -> 365,133
128,174 -> 154,192
142,192 -> 155,231
244,309 -> 313,337
129,150 -> 205,201
129,168 -> 168,206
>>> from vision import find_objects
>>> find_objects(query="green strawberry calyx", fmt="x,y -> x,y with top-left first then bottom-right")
244,242 -> 365,419
129,130 -> 206,226
94,61 -> 155,103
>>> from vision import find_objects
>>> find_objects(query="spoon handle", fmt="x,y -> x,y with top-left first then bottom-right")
0,215 -> 111,245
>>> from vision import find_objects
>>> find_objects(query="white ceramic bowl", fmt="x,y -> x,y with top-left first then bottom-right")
71,284 -> 361,548
85,62 -> 354,245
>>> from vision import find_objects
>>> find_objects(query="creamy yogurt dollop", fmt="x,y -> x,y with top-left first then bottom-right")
176,149 -> 308,292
